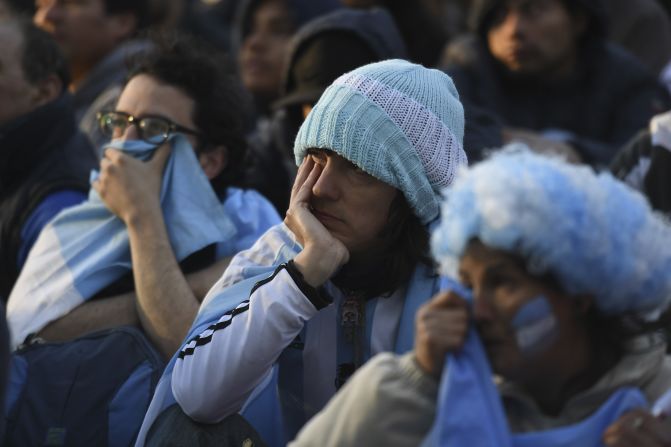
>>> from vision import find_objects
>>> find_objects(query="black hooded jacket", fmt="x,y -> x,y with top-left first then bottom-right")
0,94 -> 96,300
244,7 -> 407,213
445,0 -> 670,165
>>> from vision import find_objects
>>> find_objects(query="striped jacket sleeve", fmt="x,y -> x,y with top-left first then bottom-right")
171,264 -> 329,423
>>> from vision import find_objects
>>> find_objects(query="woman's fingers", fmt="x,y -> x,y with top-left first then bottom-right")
291,157 -> 315,201
295,163 -> 322,204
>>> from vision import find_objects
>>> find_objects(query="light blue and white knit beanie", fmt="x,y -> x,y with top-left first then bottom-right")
431,146 -> 671,320
294,59 -> 467,224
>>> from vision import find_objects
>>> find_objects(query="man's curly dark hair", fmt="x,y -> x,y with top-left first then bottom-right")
127,33 -> 253,194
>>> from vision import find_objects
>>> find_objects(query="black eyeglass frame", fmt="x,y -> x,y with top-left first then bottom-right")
96,110 -> 204,145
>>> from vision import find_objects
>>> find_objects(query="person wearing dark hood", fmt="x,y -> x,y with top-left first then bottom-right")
234,0 -> 340,117
444,0 -> 670,165
232,0 -> 340,213
246,7 -> 407,213
0,18 -> 96,301
341,0 -> 449,68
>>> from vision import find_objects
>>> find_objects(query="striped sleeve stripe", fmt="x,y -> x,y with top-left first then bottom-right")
177,264 -> 287,359
178,301 -> 250,359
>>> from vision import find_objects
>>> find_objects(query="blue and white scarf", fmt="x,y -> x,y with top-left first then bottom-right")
7,135 -> 236,348
423,281 -> 649,447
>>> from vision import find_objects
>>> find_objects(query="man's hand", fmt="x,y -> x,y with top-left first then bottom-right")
93,144 -> 171,226
414,290 -> 470,379
285,157 -> 349,287
604,409 -> 671,446
503,128 -> 582,164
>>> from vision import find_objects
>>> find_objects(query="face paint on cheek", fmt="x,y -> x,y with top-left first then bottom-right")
512,294 -> 559,357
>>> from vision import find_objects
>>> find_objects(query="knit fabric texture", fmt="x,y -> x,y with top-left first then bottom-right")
431,146 -> 671,319
294,59 -> 467,224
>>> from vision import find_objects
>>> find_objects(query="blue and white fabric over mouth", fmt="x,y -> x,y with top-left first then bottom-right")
7,134 -> 236,349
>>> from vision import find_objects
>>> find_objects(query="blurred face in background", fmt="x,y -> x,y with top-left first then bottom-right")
34,0 -> 136,85
239,0 -> 295,105
0,22 -> 45,125
458,240 -> 591,384
486,0 -> 586,80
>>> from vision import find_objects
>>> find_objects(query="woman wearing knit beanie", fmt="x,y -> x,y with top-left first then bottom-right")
289,148 -> 671,447
155,59 -> 468,445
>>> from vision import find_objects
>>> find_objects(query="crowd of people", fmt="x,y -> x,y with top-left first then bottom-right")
1,0 -> 671,446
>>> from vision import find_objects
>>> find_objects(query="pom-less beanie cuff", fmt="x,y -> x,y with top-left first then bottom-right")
294,59 -> 467,224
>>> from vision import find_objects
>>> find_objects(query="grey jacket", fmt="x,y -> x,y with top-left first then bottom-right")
291,336 -> 671,446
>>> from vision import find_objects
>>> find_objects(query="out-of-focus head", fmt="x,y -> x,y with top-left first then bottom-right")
294,59 -> 468,225
34,0 -> 150,81
433,147 -> 671,318
107,34 -> 251,194
272,7 -> 406,156
0,18 -> 66,125
472,0 -> 606,79
236,0 -> 340,106
432,147 -> 671,380
457,239 -> 593,381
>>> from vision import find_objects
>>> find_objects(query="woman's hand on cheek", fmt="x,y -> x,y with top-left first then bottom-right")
285,157 -> 349,288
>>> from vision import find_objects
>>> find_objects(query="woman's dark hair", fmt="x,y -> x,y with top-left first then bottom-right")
333,193 -> 433,299
379,193 -> 434,291
533,262 -> 664,362
127,33 -> 253,194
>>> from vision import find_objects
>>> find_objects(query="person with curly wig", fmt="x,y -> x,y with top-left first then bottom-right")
290,148 -> 671,447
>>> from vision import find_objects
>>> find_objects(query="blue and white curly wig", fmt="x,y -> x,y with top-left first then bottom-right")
431,146 -> 671,319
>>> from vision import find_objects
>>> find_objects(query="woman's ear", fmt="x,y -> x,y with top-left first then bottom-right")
198,145 -> 228,179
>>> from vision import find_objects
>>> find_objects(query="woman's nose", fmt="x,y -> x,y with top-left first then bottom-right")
311,161 -> 342,200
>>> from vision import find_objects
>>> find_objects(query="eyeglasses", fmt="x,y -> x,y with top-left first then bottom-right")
97,111 -> 203,145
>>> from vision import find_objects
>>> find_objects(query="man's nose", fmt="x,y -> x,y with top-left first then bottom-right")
119,123 -> 140,141
500,10 -> 526,38
244,29 -> 267,53
37,0 -> 62,24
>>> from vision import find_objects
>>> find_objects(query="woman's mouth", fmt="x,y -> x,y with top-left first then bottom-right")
312,208 -> 342,224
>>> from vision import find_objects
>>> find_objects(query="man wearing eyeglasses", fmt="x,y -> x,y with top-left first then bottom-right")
29,35 -> 281,359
